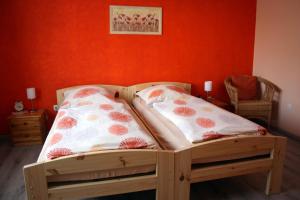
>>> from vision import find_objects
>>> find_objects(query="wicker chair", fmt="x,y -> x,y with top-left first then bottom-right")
224,76 -> 277,127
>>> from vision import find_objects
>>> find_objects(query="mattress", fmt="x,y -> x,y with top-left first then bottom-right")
133,96 -> 264,150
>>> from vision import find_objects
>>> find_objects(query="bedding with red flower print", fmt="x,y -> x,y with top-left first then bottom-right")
152,94 -> 266,143
136,84 -> 188,105
37,87 -> 156,162
61,86 -> 117,109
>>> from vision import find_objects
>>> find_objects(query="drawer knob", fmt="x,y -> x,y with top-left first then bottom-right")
23,122 -> 28,125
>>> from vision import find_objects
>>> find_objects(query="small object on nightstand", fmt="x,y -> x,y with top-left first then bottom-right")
26,87 -> 37,112
8,109 -> 47,146
14,101 -> 24,112
204,81 -> 212,99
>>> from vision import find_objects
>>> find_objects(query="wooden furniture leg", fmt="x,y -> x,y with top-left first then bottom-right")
174,149 -> 191,200
156,151 -> 174,200
24,163 -> 48,200
265,137 -> 287,195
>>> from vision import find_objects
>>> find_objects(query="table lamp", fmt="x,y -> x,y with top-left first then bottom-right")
204,81 -> 212,99
26,88 -> 36,112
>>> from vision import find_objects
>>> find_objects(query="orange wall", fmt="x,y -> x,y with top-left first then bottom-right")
0,0 -> 256,134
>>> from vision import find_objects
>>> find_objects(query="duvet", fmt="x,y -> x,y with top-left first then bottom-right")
38,86 -> 156,162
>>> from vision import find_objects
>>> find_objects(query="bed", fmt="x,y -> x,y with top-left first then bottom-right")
128,82 -> 287,200
23,84 -> 174,200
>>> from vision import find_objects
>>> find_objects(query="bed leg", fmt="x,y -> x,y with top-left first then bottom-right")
265,137 -> 287,195
174,149 -> 191,200
156,151 -> 174,200
23,163 -> 48,200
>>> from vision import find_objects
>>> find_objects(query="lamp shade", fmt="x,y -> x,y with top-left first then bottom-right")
26,88 -> 36,100
204,81 -> 212,92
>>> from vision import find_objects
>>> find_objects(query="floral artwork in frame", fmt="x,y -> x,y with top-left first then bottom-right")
110,5 -> 162,35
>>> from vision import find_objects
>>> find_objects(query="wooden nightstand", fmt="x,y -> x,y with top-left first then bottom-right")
8,109 -> 47,146
206,98 -> 233,112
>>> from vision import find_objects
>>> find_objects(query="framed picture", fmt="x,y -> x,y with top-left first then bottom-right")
110,5 -> 162,35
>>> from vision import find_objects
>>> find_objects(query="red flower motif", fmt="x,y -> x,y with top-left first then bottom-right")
174,99 -> 187,105
109,112 -> 132,122
148,89 -> 164,99
104,93 -> 115,101
50,133 -> 63,145
196,118 -> 215,128
47,148 -> 73,159
109,124 -> 128,135
202,131 -> 224,141
57,117 -> 77,129
57,111 -> 65,118
119,137 -> 148,149
76,101 -> 93,107
173,107 -> 196,116
100,104 -> 114,111
73,88 -> 100,98
167,86 -> 187,94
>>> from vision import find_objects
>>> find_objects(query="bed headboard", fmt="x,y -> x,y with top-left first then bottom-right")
56,82 -> 191,105
127,82 -> 191,101
56,84 -> 128,105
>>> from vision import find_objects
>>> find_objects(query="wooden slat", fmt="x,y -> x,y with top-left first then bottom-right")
45,150 -> 157,176
48,174 -> 157,200
191,158 -> 273,183
191,136 -> 275,163
192,149 -> 271,164
174,149 -> 191,200
47,165 -> 156,183
156,151 -> 174,200
23,163 -> 48,200
266,137 -> 287,194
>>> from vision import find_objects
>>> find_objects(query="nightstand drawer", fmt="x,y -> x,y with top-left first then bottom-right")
11,129 -> 43,137
12,135 -> 43,145
8,109 -> 47,146
10,119 -> 41,130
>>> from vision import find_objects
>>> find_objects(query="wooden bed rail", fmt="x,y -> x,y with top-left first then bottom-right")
173,135 -> 287,200
24,150 -> 174,200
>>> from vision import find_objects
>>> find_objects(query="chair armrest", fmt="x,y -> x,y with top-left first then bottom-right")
224,79 -> 238,104
257,77 -> 276,102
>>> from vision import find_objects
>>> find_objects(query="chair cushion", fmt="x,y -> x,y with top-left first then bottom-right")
231,75 -> 258,100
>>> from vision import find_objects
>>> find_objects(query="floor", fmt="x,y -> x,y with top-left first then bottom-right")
0,133 -> 299,200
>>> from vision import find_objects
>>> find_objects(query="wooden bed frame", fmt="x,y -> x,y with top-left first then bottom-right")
23,84 -> 174,200
127,82 -> 287,200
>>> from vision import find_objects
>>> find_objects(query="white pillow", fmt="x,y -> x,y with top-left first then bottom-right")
61,86 -> 116,108
136,84 -> 188,105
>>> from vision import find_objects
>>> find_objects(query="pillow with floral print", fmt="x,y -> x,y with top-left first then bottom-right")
61,86 -> 117,109
136,84 -> 189,105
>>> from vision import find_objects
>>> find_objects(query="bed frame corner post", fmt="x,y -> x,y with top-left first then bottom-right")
156,151 -> 174,200
174,149 -> 191,200
23,163 -> 48,200
265,136 -> 287,195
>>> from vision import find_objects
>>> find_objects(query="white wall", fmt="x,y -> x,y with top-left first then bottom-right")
253,0 -> 300,135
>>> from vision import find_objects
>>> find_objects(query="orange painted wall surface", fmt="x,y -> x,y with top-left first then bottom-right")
0,0 -> 256,134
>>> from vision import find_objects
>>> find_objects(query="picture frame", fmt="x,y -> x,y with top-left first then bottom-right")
110,5 -> 162,35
